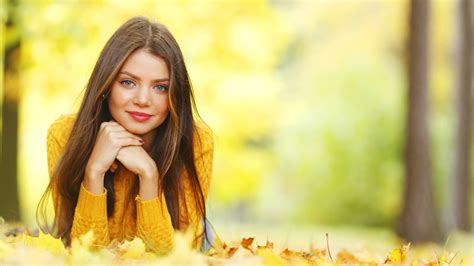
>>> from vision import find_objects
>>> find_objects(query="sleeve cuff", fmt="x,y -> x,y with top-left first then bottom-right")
75,182 -> 108,220
135,193 -> 172,224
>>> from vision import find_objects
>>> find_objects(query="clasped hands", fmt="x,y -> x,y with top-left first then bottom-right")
84,121 -> 159,199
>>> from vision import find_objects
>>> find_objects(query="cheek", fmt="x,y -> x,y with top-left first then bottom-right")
109,88 -> 130,108
154,96 -> 169,114
108,97 -> 121,113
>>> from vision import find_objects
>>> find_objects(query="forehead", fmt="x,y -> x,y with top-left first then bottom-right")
119,49 -> 169,79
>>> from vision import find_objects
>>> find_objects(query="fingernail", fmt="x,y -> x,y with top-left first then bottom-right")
139,139 -> 145,144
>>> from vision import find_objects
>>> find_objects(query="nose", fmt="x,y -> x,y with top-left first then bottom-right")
133,85 -> 151,106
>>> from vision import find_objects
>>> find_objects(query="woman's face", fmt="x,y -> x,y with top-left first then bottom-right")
108,48 -> 170,142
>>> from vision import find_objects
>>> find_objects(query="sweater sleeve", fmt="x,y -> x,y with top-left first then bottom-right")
46,115 -> 110,246
134,123 -> 214,255
193,123 -> 214,201
46,117 -> 65,227
70,183 -> 110,246
187,123 -> 214,249
135,193 -> 174,255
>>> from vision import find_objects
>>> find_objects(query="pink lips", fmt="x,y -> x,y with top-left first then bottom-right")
128,111 -> 152,122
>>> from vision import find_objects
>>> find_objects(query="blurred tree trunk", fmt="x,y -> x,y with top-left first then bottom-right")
448,0 -> 472,232
0,0 -> 21,222
399,0 -> 442,243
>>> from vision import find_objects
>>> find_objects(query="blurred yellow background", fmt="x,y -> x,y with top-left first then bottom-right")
1,0 -> 471,250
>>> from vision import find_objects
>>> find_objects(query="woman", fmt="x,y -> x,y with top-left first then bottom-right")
36,16 -> 215,255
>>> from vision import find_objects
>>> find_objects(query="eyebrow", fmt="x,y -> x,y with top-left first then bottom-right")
119,71 -> 169,83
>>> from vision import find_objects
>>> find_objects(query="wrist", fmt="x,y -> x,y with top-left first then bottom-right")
85,162 -> 106,181
82,176 -> 105,195
138,162 -> 159,181
85,169 -> 105,182
138,176 -> 159,200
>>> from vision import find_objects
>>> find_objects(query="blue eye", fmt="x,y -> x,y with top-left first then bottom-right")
153,85 -> 168,92
121,80 -> 135,87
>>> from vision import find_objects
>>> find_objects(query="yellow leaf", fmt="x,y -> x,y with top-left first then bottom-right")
335,249 -> 361,264
0,240 -> 14,260
17,230 -> 66,255
256,247 -> 285,265
384,243 -> 410,263
159,231 -> 208,265
69,230 -> 96,259
118,237 -> 147,259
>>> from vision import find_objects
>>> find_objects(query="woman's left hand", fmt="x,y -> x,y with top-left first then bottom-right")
116,146 -> 158,181
117,146 -> 159,200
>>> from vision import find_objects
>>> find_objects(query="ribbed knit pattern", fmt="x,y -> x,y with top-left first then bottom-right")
46,114 -> 214,255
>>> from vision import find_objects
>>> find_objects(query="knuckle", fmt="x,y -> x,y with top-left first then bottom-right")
110,139 -> 120,147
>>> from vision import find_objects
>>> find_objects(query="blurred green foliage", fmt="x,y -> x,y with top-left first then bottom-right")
1,0 -> 470,230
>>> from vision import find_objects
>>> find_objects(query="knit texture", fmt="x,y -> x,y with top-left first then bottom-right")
46,114 -> 214,255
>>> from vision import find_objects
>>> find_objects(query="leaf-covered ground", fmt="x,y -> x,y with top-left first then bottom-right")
1,220 -> 472,265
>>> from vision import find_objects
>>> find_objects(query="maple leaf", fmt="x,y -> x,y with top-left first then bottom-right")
241,237 -> 255,254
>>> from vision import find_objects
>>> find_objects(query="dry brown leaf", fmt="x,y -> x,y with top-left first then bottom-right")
241,237 -> 255,254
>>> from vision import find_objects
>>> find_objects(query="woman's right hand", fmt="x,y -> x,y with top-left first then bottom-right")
84,121 -> 143,189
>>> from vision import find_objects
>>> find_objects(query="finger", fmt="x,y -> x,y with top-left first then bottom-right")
109,161 -> 118,172
101,124 -> 126,134
117,137 -> 144,147
101,126 -> 141,142
100,121 -> 119,130
111,131 -> 144,142
100,120 -> 129,132
101,121 -> 141,138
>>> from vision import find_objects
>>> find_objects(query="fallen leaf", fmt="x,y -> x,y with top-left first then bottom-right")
241,237 -> 255,254
384,243 -> 410,263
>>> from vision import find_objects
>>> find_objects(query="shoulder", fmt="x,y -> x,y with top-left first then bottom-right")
193,120 -> 214,155
47,114 -> 77,146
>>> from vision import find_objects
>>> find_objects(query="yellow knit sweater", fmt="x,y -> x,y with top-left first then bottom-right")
46,114 -> 214,255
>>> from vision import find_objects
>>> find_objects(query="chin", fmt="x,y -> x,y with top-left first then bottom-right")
125,126 -> 153,136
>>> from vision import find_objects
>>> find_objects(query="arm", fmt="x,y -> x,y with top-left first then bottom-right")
134,124 -> 214,255
72,120 -> 143,246
185,124 -> 214,249
135,192 -> 175,255
46,115 -> 110,246
70,183 -> 110,247
134,161 -> 175,255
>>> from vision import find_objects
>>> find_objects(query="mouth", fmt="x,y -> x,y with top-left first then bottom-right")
127,111 -> 153,122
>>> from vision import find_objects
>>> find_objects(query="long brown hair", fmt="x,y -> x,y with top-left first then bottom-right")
36,16 -> 210,248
